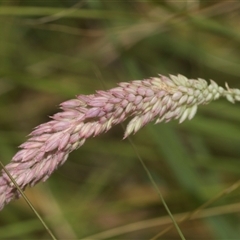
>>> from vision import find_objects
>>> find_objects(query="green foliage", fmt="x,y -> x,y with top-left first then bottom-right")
0,1 -> 240,239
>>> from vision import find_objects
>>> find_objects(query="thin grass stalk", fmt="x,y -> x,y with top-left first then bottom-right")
126,136 -> 186,240
81,201 -> 240,240
150,179 -> 240,239
0,161 -> 57,240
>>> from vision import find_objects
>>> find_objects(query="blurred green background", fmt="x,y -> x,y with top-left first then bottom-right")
0,1 -> 240,239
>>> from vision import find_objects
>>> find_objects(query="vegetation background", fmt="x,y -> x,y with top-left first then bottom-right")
0,1 -> 240,239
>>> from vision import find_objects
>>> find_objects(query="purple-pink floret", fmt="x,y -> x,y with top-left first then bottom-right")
0,74 -> 232,210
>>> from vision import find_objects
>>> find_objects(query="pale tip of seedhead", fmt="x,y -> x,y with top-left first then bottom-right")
210,79 -> 218,89
188,105 -> 198,120
179,108 -> 189,124
225,82 -> 231,92
226,94 -> 235,104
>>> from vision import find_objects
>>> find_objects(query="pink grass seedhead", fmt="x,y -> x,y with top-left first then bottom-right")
0,74 -> 239,210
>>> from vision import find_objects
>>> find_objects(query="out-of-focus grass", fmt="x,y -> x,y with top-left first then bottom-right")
0,1 -> 240,239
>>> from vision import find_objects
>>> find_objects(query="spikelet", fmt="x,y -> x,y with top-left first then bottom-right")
0,74 -> 239,210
